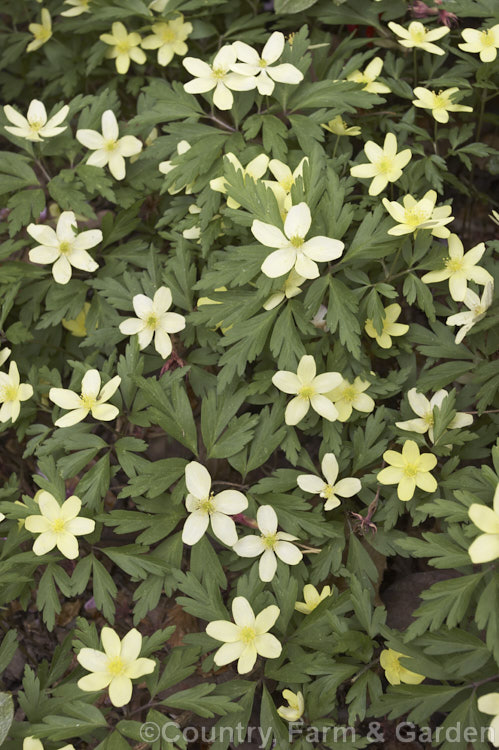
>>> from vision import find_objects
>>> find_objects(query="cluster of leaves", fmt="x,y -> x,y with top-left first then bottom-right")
0,0 -> 498,748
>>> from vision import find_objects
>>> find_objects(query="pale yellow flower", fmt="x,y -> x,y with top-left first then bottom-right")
232,32 -> 303,96
346,57 -> 391,94
24,739 -> 75,750
459,25 -> 499,63
61,0 -> 91,16
413,87 -> 472,123
3,100 -> 69,142
468,484 -> 499,564
388,21 -> 449,55
351,132 -> 412,196
263,270 -> 305,310
321,116 -> 361,136
49,368 -> 121,427
62,302 -> 92,337
27,9 -> 52,52
206,596 -> 281,674
421,233 -> 492,301
25,492 -> 95,559
277,690 -> 305,722
210,152 -> 269,209
326,377 -> 375,421
141,16 -> 192,66
272,354 -> 342,425
77,627 -> 155,707
380,649 -> 425,685
294,584 -> 331,614
382,190 -> 453,237
183,45 -> 256,111
100,22 -> 146,74
377,439 -> 437,501
0,361 -> 33,423
263,157 -> 308,214
365,303 -> 409,349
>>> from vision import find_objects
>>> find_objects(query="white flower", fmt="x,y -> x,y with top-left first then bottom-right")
272,354 -> 342,425
477,692 -> 499,748
3,100 -> 69,142
159,140 -> 192,194
297,453 -> 361,511
446,283 -> 494,344
252,202 -> 344,279
25,492 -> 95,559
77,627 -> 155,707
210,152 -> 269,209
396,388 -> 473,442
459,25 -> 499,63
346,57 -> 391,94
206,596 -> 281,674
49,369 -> 121,427
232,505 -> 302,582
0,361 -> 33,423
0,348 -> 11,367
350,132 -> 412,196
382,190 -> 453,237
277,690 -> 305,722
76,110 -> 142,180
27,211 -> 101,285
119,287 -> 185,359
421,234 -> 493,302
182,461 -> 248,546
183,45 -> 256,111
325,377 -> 375,422
232,31 -> 303,96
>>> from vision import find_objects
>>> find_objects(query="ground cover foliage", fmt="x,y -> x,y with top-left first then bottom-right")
0,0 -> 499,747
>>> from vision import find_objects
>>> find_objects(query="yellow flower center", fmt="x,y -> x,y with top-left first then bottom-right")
59,241 -> 71,254
0,385 -> 18,402
107,656 -> 126,676
262,532 -> 278,549
472,304 -> 485,316
423,412 -> 434,426
298,385 -> 315,399
341,385 -> 357,403
445,257 -> 463,273
116,40 -> 132,53
411,29 -> 427,43
161,27 -> 176,43
145,313 -> 158,330
481,29 -> 496,47
258,58 -> 268,68
320,484 -> 334,499
403,463 -> 419,478
81,394 -> 97,410
280,176 -> 294,192
200,493 -> 215,514
104,139 -> 118,152
376,157 -> 394,175
212,67 -> 226,79
239,626 -> 256,644
29,119 -> 44,131
403,206 -> 431,227
35,27 -> 51,42
52,518 -> 66,533
290,235 -> 304,248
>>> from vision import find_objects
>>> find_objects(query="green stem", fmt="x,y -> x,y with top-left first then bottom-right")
434,119 -> 438,155
476,87 -> 487,142
332,134 -> 340,159
413,49 -> 418,86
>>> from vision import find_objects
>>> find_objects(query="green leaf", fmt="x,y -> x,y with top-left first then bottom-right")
275,0 -> 318,12
0,693 -> 14,745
